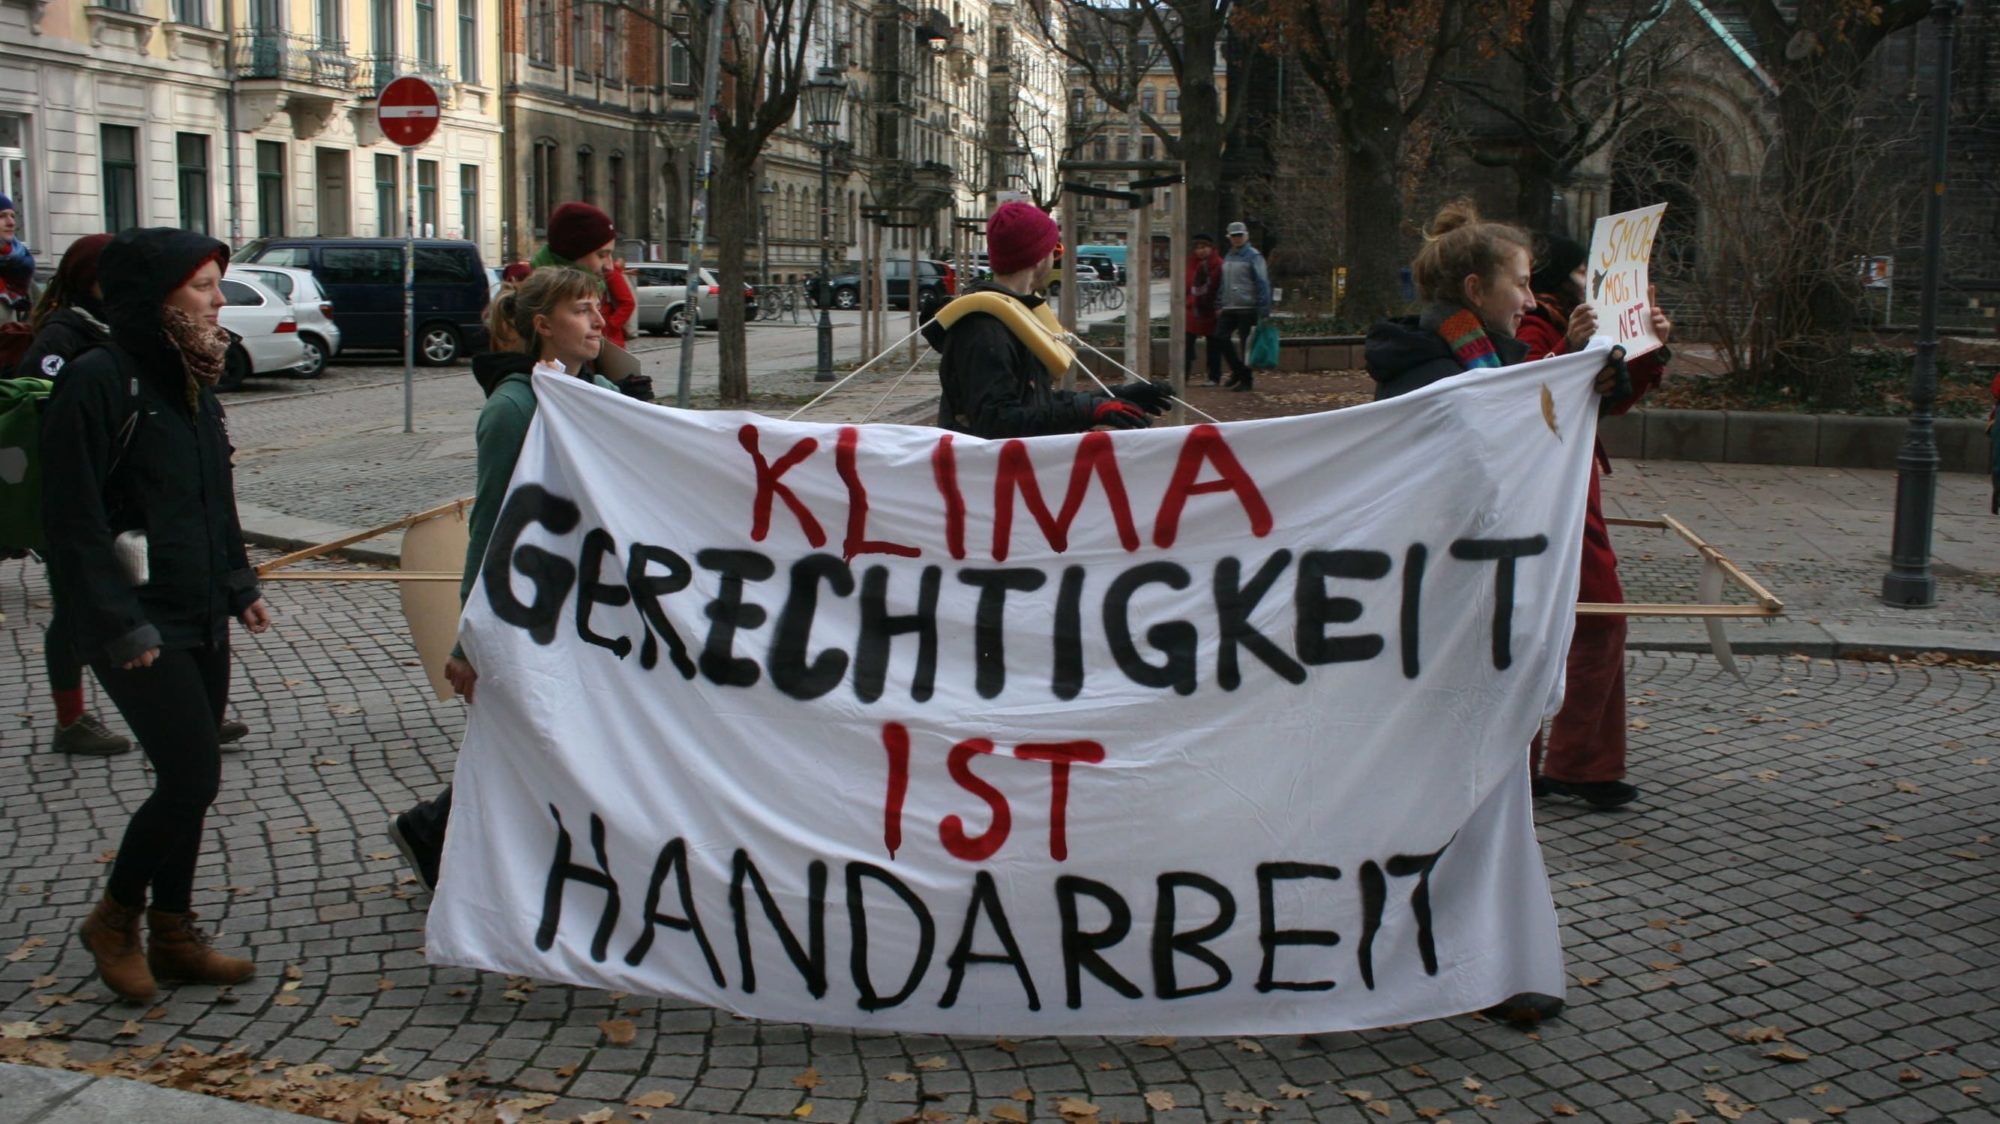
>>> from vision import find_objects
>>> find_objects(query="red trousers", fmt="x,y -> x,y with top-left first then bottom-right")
1531,615 -> 1628,783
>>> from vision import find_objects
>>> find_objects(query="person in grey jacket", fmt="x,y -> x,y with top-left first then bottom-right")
1215,221 -> 1271,392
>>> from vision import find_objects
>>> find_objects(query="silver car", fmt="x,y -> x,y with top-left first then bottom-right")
227,264 -> 343,378
628,263 -> 758,337
215,272 -> 309,390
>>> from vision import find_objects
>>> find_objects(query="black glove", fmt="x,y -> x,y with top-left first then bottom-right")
1594,346 -> 1633,414
1111,380 -> 1174,415
1089,396 -> 1152,430
617,373 -> 656,403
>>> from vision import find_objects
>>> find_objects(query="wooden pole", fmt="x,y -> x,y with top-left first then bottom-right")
1131,199 -> 1151,381
1167,180 -> 1186,426
1059,200 -> 1080,393
256,498 -> 470,575
875,219 -> 889,356
908,222 -> 921,364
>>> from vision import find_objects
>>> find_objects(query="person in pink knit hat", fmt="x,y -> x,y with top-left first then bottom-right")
930,201 -> 1169,438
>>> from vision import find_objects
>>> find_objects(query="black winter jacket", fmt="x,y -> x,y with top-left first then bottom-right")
14,306 -> 110,380
929,284 -> 1108,438
1365,303 -> 1529,401
39,228 -> 259,665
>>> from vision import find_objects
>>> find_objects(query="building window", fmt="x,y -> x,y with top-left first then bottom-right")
318,0 -> 341,47
250,0 -> 279,31
1071,88 -> 1085,118
528,0 -> 554,65
375,152 -> 399,237
530,139 -> 557,232
371,0 -> 394,60
97,0 -> 135,10
572,1 -> 591,77
176,133 -> 210,234
575,148 -> 594,204
670,15 -> 691,84
256,140 -> 287,237
101,125 -> 139,232
608,153 -> 624,233
416,0 -> 436,63
1115,136 -> 1128,162
602,3 -> 621,81
173,0 -> 208,26
458,0 -> 479,82
460,164 -> 479,243
1141,135 -> 1155,160
1140,87 -> 1155,115
1092,136 -> 1107,162
417,159 -> 438,235
1165,87 -> 1179,114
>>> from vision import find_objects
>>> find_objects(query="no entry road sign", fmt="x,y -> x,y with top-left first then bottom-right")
378,76 -> 441,148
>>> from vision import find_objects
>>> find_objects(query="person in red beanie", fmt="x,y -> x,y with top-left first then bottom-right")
931,201 -> 1169,437
533,201 -> 640,368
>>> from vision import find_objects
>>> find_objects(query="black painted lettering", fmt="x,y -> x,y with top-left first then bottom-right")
575,529 -> 633,659
535,805 -> 621,962
624,837 -> 726,987
854,564 -> 942,703
1152,872 -> 1235,1000
846,862 -> 936,1011
939,870 -> 1041,1011
958,568 -> 1049,699
1056,875 -> 1141,1009
626,543 -> 697,678
1215,551 -> 1307,689
1103,562 -> 1197,695
697,549 -> 775,687
1256,862 -> 1342,993
770,554 -> 855,700
485,485 -> 581,644
1052,566 -> 1086,701
1294,550 -> 1389,665
728,850 -> 828,998
1449,536 -> 1549,670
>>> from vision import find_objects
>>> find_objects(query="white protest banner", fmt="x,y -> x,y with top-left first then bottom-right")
1586,203 -> 1668,358
427,350 -> 1608,1036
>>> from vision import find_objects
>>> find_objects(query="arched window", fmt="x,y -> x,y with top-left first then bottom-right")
575,146 -> 594,205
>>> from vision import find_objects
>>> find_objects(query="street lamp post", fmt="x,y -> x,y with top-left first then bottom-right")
804,66 -> 847,383
1881,0 -> 1962,608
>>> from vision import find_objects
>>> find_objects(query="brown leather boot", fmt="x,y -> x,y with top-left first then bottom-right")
79,893 -> 156,1001
146,910 -> 255,986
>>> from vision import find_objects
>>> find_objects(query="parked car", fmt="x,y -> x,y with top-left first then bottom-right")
628,263 -> 758,337
1077,254 -> 1126,284
807,258 -> 956,314
227,264 -> 342,378
215,273 -> 308,390
236,237 -> 490,365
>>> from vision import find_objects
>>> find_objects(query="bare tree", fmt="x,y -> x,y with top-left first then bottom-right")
1235,0 -> 1534,323
596,0 -> 823,404
1035,0 -> 1254,240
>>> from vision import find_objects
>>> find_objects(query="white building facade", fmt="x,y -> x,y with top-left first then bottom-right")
0,0 -> 501,267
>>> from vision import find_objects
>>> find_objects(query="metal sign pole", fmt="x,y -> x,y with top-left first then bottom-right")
404,145 -> 416,434
675,0 -> 728,409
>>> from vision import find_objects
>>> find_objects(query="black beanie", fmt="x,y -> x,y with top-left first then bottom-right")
1530,232 -> 1588,301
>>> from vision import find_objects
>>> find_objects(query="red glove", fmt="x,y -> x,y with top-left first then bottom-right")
1091,398 -> 1151,429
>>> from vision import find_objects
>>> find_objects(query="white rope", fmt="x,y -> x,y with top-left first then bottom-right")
785,323 -> 932,420
1063,333 -> 1223,425
859,354 -> 925,424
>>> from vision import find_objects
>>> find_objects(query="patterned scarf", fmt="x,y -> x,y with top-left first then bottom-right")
1437,307 -> 1503,370
160,304 -> 229,410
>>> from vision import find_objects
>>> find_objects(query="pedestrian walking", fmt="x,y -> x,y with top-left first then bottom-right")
1516,232 -> 1672,812
532,202 -> 641,350
928,201 -> 1169,438
486,261 -> 534,354
1185,234 -> 1222,386
1363,199 -> 1634,1030
0,193 -> 30,324
41,227 -> 270,1001
388,266 -> 623,891
1214,221 -> 1271,392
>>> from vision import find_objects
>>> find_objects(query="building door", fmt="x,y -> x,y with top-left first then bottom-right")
0,115 -> 27,248
316,148 -> 349,236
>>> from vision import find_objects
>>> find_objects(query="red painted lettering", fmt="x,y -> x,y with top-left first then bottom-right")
939,738 -> 1011,861
1013,740 -> 1106,861
881,722 -> 910,859
1153,425 -> 1274,548
990,431 -> 1140,562
738,425 -> 826,547
931,434 -> 967,561
837,426 -> 921,562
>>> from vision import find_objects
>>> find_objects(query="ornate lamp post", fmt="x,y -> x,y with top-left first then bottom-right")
1881,0 -> 1962,608
804,66 -> 847,382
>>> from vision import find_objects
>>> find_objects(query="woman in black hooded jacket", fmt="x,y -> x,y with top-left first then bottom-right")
41,227 -> 270,1001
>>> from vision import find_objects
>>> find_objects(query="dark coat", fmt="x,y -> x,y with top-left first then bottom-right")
930,283 -> 1104,438
14,306 -> 109,380
39,227 -> 258,665
1364,303 -> 1529,401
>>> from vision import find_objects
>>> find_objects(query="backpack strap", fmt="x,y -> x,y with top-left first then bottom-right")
94,341 -> 144,477
932,291 -> 1076,379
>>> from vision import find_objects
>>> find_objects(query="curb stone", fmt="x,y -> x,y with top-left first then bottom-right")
0,1062 -> 312,1123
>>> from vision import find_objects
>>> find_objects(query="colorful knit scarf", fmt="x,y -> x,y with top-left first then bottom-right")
1437,307 -> 1503,370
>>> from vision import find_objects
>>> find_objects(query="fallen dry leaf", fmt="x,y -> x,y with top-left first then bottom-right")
5,938 -> 47,963
1366,1103 -> 1391,1118
598,1018 -> 637,1046
1278,1083 -> 1313,1099
1056,1096 -> 1101,1119
1137,1034 -> 1176,1047
284,964 -> 303,981
1898,1068 -> 1922,1082
989,1106 -> 1028,1124
1894,780 -> 1920,794
791,1067 -> 822,1090
1766,1046 -> 1811,1063
1730,1025 -> 1787,1043
1234,1037 -> 1265,1053
1551,1103 -> 1579,1117
914,1056 -> 949,1070
791,1104 -> 812,1119
270,994 -> 300,1007
1342,1088 -> 1375,1102
114,1020 -> 141,1037
883,1071 -> 915,1083
1221,1090 -> 1274,1115
360,1053 -> 393,1065
629,1090 -> 679,1108
1461,1077 -> 1484,1092
1143,1091 -> 1175,1111
331,1015 -> 360,1027
1010,1088 -> 1033,1101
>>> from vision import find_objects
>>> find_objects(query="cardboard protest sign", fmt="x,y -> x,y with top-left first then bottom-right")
1586,203 -> 1668,358
426,351 -> 1609,1036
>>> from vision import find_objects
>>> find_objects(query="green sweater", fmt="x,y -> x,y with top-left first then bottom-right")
456,358 -> 616,655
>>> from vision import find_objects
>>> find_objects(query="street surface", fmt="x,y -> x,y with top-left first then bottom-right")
1,337 -> 1995,1123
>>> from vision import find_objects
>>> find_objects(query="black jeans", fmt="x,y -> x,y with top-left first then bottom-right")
45,613 -> 82,694
94,642 -> 229,913
1216,309 -> 1259,381
404,784 -> 452,848
1185,332 -> 1222,384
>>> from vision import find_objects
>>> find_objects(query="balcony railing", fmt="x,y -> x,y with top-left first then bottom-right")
232,32 -> 356,89
353,54 -> 452,97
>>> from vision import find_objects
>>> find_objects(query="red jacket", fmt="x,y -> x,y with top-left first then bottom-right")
601,261 -> 636,349
1185,254 -> 1221,337
1516,301 -> 1665,604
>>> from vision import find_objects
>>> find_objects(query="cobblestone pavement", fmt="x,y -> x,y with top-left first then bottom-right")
2,544 -> 1995,1122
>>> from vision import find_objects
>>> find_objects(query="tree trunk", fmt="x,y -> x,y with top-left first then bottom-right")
1512,0 -> 1559,231
1172,1 -> 1225,239
1336,2 -> 1408,324
714,142 -> 759,405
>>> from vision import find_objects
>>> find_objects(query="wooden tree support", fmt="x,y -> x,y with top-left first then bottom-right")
254,497 -> 470,583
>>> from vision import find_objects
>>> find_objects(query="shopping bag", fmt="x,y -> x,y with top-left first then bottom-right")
1249,321 -> 1280,370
